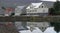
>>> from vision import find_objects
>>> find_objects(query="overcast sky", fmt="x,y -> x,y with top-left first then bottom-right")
42,0 -> 60,2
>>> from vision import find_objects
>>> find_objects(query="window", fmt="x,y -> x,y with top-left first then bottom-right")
42,6 -> 43,8
39,6 -> 40,8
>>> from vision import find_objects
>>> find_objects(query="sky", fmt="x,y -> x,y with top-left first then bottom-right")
42,0 -> 60,2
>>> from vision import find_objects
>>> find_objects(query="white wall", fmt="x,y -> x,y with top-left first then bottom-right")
26,3 -> 49,14
15,7 -> 22,16
37,8 -> 48,13
26,8 -> 48,13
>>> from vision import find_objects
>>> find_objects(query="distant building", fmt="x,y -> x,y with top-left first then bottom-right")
26,2 -> 49,16
5,7 -> 14,16
0,1 -> 54,16
15,6 -> 25,16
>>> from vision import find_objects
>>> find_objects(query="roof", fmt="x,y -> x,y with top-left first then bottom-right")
16,6 -> 25,9
26,1 -> 54,9
31,2 -> 42,8
26,2 -> 42,9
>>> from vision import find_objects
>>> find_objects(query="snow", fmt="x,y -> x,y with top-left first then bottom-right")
31,2 -> 42,8
26,2 -> 42,9
15,6 -> 25,16
19,26 -> 60,33
16,6 -> 25,9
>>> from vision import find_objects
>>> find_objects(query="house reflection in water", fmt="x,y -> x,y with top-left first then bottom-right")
19,26 -> 59,33
15,22 -> 60,33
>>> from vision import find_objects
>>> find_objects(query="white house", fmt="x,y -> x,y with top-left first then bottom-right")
26,2 -> 50,32
26,2 -> 49,16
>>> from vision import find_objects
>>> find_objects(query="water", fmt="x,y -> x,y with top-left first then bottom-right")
19,26 -> 60,33
15,22 -> 60,33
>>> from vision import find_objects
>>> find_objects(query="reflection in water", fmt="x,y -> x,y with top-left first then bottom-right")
0,22 -> 60,33
19,26 -> 57,33
0,22 -> 19,33
15,22 -> 60,33
27,22 -> 50,32
50,22 -> 60,33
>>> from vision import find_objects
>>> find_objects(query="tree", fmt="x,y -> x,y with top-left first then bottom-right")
49,8 -> 55,15
50,22 -> 60,33
49,1 -> 60,15
10,13 -> 15,17
1,6 -> 6,10
54,23 -> 60,33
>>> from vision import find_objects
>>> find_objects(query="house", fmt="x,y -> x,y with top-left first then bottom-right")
0,6 -> 26,16
15,6 -> 25,16
15,2 -> 54,32
26,2 -> 49,16
26,2 -> 52,16
4,7 -> 15,16
0,1 -> 54,16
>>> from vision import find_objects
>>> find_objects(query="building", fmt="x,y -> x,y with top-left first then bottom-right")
15,6 -> 25,16
26,2 -> 49,16
15,1 -> 54,32
26,2 -> 51,32
0,1 -> 54,16
5,7 -> 14,16
0,1 -> 55,33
